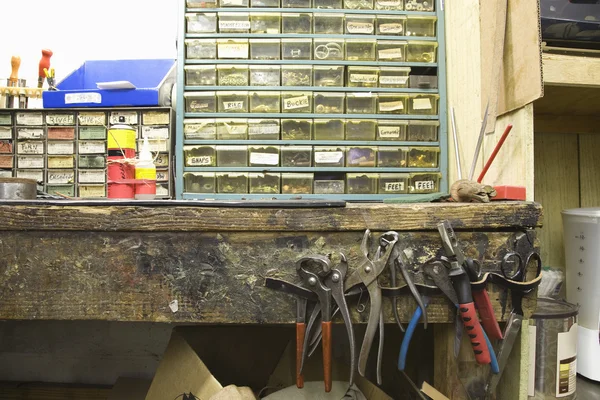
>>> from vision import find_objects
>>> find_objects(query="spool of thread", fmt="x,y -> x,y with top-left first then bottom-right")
107,125 -> 137,199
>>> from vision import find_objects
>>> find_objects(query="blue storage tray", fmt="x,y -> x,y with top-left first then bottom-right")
43,59 -> 176,108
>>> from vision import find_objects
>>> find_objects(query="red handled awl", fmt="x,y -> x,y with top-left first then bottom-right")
437,221 -> 491,365
38,49 -> 53,88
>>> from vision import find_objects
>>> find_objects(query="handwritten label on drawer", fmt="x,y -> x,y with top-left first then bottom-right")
219,20 -> 251,30
249,125 -> 280,135
17,128 -> 44,140
347,22 -> 374,34
154,153 -> 170,167
18,156 -> 44,169
284,95 -> 309,110
140,139 -> 168,153
250,152 -> 279,165
48,127 -> 75,140
379,101 -> 404,112
380,75 -> 408,85
16,112 -> 43,126
156,183 -> 169,197
48,156 -> 74,169
47,170 -> 75,184
412,98 -> 432,110
143,112 -> 170,125
48,141 -> 74,155
350,74 -> 378,84
384,181 -> 404,192
109,111 -> 138,125
223,101 -> 245,111
224,124 -> 247,135
315,151 -> 343,164
0,169 -> 12,178
142,126 -> 169,139
379,23 -> 403,34
79,126 -> 106,140
46,114 -> 74,126
0,155 -> 13,169
187,155 -> 214,166
414,180 -> 434,190
17,141 -> 44,155
156,170 -> 169,182
0,127 -> 12,139
79,141 -> 106,154
185,122 -> 215,135
79,185 -> 106,198
190,100 -> 211,111
17,169 -> 43,181
79,170 -> 106,183
78,112 -> 106,126
378,48 -> 403,60
0,114 -> 11,125
221,0 -> 245,5
378,126 -> 400,138
65,93 -> 102,104
377,0 -> 401,5
218,43 -> 249,58
0,141 -> 13,154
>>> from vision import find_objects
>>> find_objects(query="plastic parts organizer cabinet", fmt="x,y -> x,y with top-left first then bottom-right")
176,0 -> 447,200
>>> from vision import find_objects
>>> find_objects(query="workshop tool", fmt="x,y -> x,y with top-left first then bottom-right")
437,221 -> 491,365
450,107 -> 463,180
379,231 -> 406,333
6,56 -> 27,109
465,258 -> 503,340
394,242 -> 427,330
44,68 -> 57,91
38,49 -> 53,88
476,124 -> 514,184
468,101 -> 489,181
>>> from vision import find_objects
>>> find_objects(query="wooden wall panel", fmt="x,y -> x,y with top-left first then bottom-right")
579,134 -> 600,208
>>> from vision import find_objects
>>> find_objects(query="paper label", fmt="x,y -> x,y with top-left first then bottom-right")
79,127 -> 106,140
78,113 -> 106,126
190,101 -> 211,111
0,141 -> 13,154
18,156 -> 44,169
79,185 -> 106,198
414,180 -> 434,190
156,184 -> 169,196
379,101 -> 404,112
284,95 -> 309,110
221,0 -> 244,5
528,326 -> 536,397
378,126 -> 400,138
79,170 -> 106,183
17,169 -> 43,181
384,181 -> 404,192
379,23 -> 403,34
142,126 -> 169,139
222,101 -> 245,111
219,20 -> 251,30
16,113 -> 43,126
380,75 -> 408,85
377,0 -> 401,5
79,141 -> 106,154
413,98 -> 432,110
47,170 -> 75,184
0,114 -> 11,125
350,74 -> 378,84
0,127 -> 12,139
48,156 -> 74,169
0,170 -> 12,178
218,43 -> 249,58
17,141 -> 44,155
140,140 -> 168,153
250,152 -> 279,165
109,111 -> 138,125
347,22 -> 374,34
378,48 -> 403,60
46,114 -> 74,126
154,153 -> 170,167
65,93 -> 102,104
48,141 -> 74,155
17,128 -> 44,140
248,125 -> 280,135
143,112 -> 170,125
156,170 -> 169,182
187,156 -> 213,166
315,151 -> 343,164
556,323 -> 577,397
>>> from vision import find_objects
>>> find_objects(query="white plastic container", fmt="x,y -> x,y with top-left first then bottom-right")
562,207 -> 600,381
134,137 -> 157,200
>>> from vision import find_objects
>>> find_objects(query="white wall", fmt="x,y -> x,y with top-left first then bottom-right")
0,0 -> 178,86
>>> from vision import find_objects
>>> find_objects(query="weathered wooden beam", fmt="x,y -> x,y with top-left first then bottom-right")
0,202 -> 542,232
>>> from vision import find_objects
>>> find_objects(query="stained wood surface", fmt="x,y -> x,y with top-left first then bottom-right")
0,383 -> 110,400
543,52 -> 600,89
579,134 -> 600,208
0,202 -> 542,232
0,229 -> 538,324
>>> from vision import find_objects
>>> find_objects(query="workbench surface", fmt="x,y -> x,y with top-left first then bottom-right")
0,201 -> 542,324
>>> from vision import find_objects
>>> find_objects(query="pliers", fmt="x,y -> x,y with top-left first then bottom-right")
344,229 -> 398,384
465,258 -> 503,340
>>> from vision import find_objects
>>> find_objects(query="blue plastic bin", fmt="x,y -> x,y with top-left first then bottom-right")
43,59 -> 176,108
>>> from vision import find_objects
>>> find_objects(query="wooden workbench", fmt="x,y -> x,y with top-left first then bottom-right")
0,201 -> 542,399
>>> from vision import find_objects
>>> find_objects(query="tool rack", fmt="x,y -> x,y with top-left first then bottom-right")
175,0 -> 447,200
0,107 -> 174,198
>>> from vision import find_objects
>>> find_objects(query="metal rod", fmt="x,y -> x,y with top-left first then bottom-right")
468,101 -> 489,181
450,107 -> 462,180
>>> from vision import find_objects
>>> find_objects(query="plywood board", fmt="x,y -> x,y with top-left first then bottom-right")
534,115 -> 600,135
579,134 -> 600,208
533,132 -> 579,267
535,86 -> 600,118
543,53 -> 600,88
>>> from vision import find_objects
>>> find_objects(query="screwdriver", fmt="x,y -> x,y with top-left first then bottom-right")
38,49 -> 53,88
7,56 -> 26,109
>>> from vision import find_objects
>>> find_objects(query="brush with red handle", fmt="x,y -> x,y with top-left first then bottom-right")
38,49 -> 53,88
